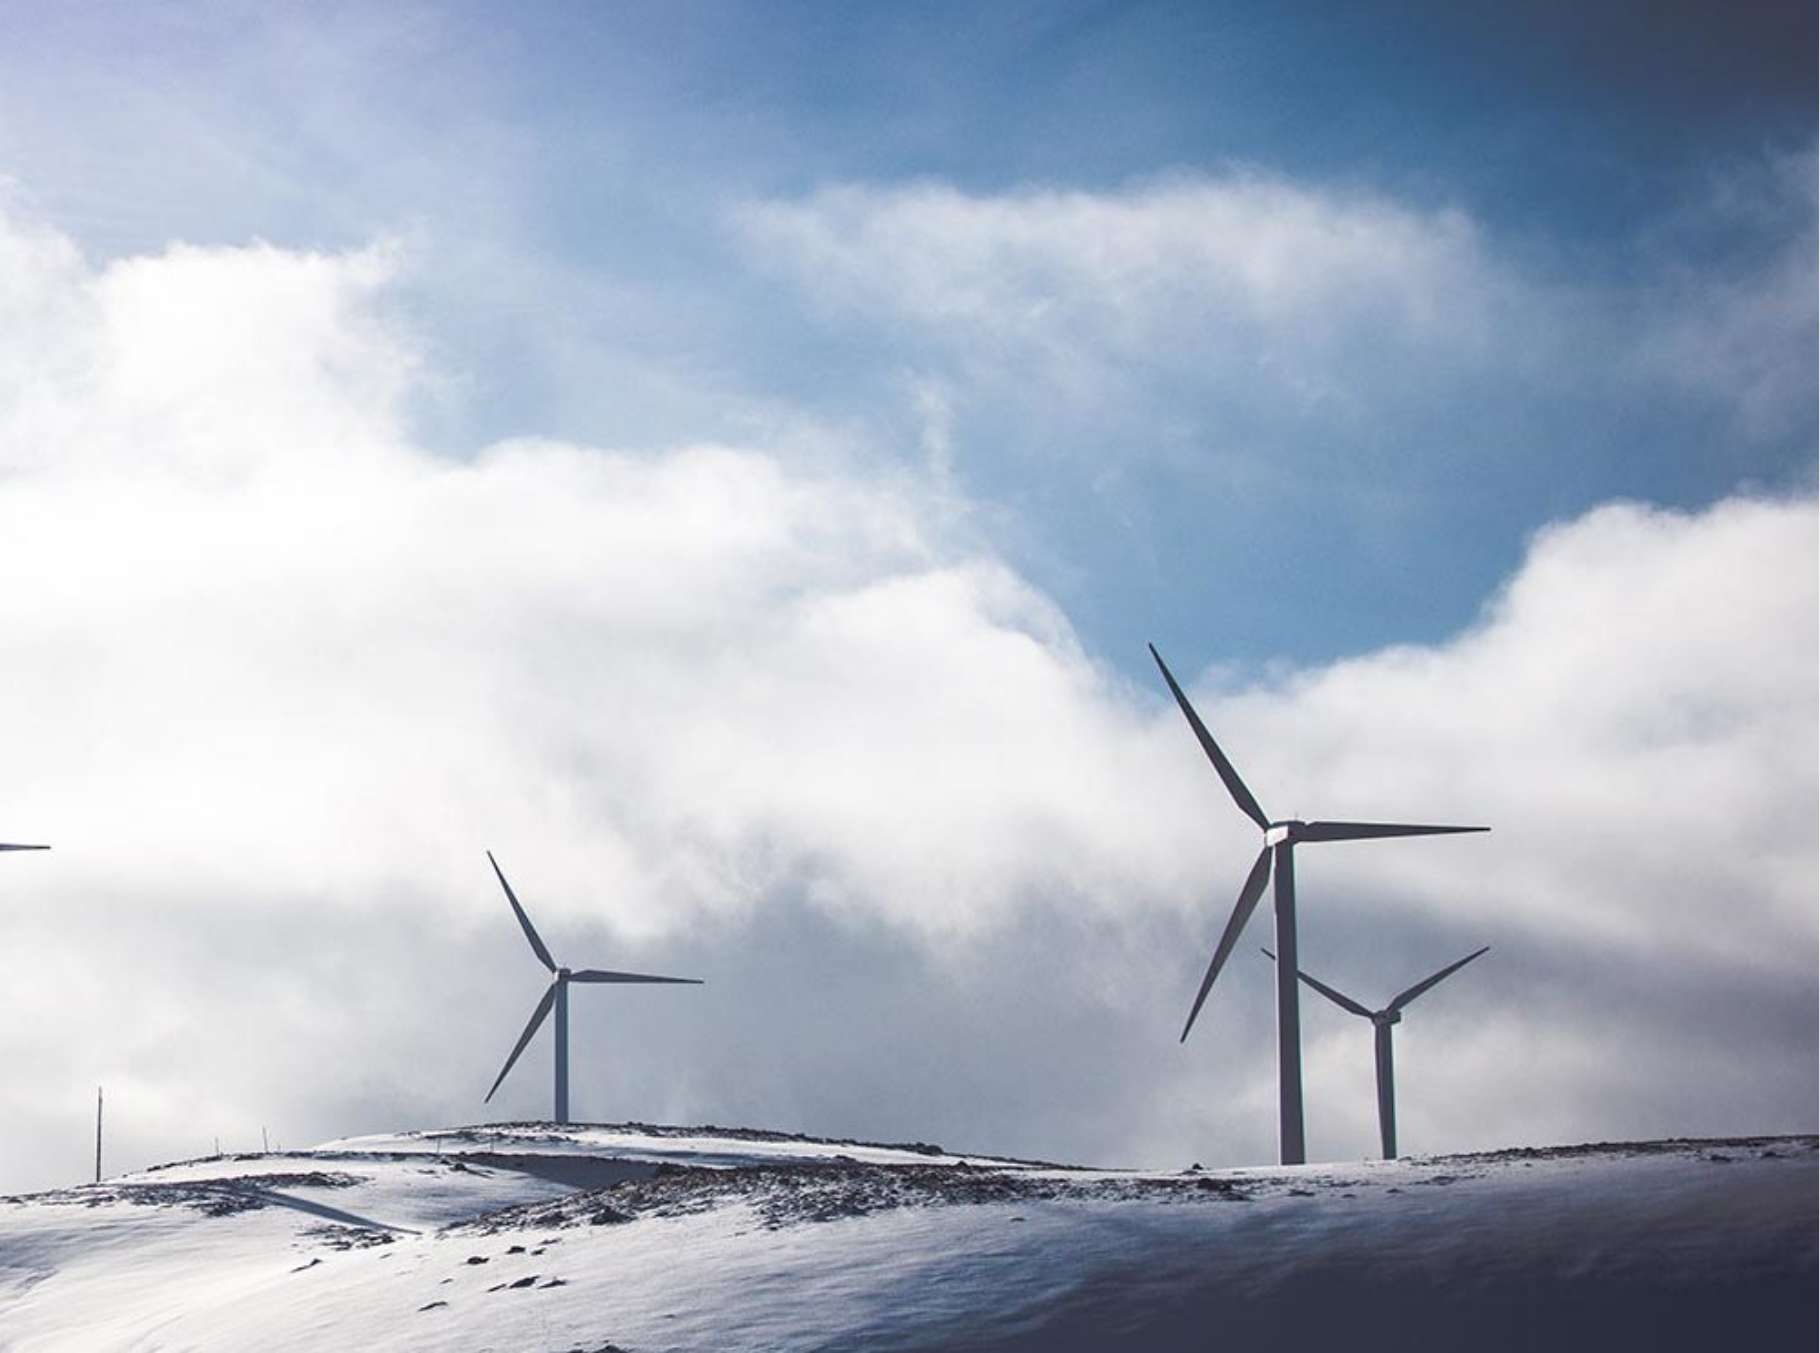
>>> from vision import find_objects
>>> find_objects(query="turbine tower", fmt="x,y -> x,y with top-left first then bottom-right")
1149,643 -> 1487,1165
1263,945 -> 1488,1159
483,851 -> 701,1125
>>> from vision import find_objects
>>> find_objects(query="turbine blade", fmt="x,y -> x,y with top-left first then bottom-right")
569,969 -> 703,985
1148,644 -> 1270,831
484,984 -> 556,1103
1299,821 -> 1489,843
1389,946 -> 1490,1012
1180,846 -> 1273,1042
1260,947 -> 1374,1019
0,844 -> 50,851
487,851 -> 556,972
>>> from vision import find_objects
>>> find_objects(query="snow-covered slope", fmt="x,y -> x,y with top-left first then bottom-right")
1,1125 -> 1812,1351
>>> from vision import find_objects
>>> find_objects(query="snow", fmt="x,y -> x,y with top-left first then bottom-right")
1,1126 -> 1812,1351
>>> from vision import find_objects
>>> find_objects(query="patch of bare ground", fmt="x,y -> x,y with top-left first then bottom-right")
1433,1134 -> 1817,1166
455,1159 -> 1250,1235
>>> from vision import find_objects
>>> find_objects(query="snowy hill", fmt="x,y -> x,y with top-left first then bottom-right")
1,1124 -> 1813,1351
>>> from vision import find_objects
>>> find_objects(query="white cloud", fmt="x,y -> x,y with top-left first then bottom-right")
738,176 -> 1516,423
1241,495 -> 1817,961
737,167 -> 1815,476
0,207 -> 1221,970
0,206 -> 1811,1190
741,176 -> 1495,336
1,213 -> 412,484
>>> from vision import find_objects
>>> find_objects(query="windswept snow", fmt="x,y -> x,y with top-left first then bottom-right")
0,1125 -> 1812,1351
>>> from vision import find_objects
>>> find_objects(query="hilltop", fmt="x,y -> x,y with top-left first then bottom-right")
1,1124 -> 1813,1350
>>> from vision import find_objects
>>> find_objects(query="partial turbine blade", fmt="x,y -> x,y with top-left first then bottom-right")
487,851 -> 556,972
1149,644 -> 1270,831
1389,946 -> 1489,1013
1181,846 -> 1273,1042
569,969 -> 703,985
0,844 -> 50,851
484,984 -> 557,1103
1299,821 -> 1489,843
1260,948 -> 1374,1019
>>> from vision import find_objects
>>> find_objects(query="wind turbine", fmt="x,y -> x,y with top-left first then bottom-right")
483,851 -> 701,1125
1149,643 -> 1487,1165
1263,945 -> 1488,1159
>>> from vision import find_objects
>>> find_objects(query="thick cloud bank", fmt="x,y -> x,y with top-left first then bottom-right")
0,209 -> 1812,1190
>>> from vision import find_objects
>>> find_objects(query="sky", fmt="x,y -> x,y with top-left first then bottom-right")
0,1 -> 1814,1191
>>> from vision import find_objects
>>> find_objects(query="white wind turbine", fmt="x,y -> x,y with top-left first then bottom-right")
1263,945 -> 1489,1159
1150,643 -> 1487,1164
483,851 -> 701,1125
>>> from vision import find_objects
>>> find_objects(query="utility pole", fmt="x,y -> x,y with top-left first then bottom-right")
94,1087 -> 103,1184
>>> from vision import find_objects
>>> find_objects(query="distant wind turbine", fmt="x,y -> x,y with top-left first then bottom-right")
483,851 -> 702,1125
1149,643 -> 1487,1165
1263,945 -> 1488,1159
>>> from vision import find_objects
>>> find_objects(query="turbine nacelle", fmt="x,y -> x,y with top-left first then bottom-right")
1264,821 -> 1303,846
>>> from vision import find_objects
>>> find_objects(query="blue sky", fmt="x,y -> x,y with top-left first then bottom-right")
0,3 -> 1813,1187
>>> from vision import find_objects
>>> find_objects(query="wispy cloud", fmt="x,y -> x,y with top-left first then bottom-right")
738,165 -> 1815,477
1628,148 -> 1819,447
